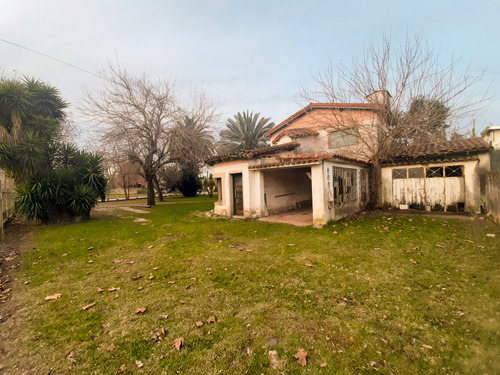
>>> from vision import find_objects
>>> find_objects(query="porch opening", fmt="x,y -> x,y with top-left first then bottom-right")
262,167 -> 312,217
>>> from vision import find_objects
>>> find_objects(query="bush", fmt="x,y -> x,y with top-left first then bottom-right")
177,173 -> 201,197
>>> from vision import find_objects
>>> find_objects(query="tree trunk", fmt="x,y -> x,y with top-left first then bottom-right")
367,161 -> 383,209
146,176 -> 156,206
122,175 -> 129,200
154,174 -> 164,202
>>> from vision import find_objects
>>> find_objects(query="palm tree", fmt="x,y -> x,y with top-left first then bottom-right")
0,77 -> 67,142
218,111 -> 275,153
169,115 -> 215,173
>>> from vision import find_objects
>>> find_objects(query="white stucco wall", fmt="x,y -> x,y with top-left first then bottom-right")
381,158 -> 487,213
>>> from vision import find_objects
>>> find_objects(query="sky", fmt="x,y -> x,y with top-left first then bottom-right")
1,0 -> 499,142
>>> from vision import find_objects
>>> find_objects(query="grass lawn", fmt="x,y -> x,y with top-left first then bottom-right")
1,198 -> 499,374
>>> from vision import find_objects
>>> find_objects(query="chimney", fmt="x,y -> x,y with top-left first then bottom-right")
366,90 -> 391,107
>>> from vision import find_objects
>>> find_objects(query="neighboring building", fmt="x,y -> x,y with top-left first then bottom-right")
481,126 -> 500,171
482,126 -> 500,149
207,93 -> 492,225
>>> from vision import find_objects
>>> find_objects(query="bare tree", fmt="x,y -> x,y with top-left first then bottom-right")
83,63 -> 177,206
299,34 -> 488,207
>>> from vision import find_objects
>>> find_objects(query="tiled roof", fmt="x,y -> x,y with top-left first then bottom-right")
264,102 -> 385,137
383,137 -> 492,164
272,128 -> 319,144
205,142 -> 300,165
249,153 -> 370,169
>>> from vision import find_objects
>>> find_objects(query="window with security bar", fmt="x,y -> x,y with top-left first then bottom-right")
332,167 -> 357,206
408,167 -> 424,178
445,165 -> 464,177
426,167 -> 444,178
392,168 -> 407,179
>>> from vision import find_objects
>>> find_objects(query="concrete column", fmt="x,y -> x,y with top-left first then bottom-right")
311,164 -> 327,225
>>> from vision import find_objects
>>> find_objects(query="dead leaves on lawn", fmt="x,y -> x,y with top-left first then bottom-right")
81,302 -> 96,310
172,337 -> 184,351
135,307 -> 147,314
293,348 -> 308,366
44,293 -> 62,301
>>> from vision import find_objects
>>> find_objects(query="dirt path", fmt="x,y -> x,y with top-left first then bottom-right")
0,217 -> 31,322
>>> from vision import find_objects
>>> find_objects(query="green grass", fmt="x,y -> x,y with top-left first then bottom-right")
2,197 -> 499,374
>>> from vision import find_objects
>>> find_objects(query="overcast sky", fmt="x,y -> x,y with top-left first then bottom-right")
1,0 -> 498,140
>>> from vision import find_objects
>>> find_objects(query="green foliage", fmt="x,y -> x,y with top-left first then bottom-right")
176,172 -> 201,197
218,111 -> 275,153
0,77 -> 106,222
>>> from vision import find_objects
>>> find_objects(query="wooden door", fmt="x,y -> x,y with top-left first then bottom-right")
232,174 -> 243,215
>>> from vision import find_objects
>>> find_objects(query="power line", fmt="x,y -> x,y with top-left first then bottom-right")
0,37 -> 108,81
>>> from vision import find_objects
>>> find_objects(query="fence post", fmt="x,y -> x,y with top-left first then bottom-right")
0,179 -> 3,241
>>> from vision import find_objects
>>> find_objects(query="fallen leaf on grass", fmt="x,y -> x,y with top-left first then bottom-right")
119,364 -> 126,373
137,287 -> 143,291
149,274 -> 154,280
320,363 -> 328,368
44,293 -> 62,301
88,260 -> 94,263
135,308 -> 147,314
305,264 -> 315,268
108,287 -> 120,292
293,348 -> 308,366
436,244 -> 445,248
287,243 -> 295,247
135,360 -> 143,368
422,344 -> 433,350
147,245 -> 154,249
153,266 -> 159,270
126,261 -> 135,264
207,316 -> 216,324
486,233 -> 496,237
113,259 -> 122,264
168,281 -> 175,284
81,302 -> 96,310
87,247 -> 94,251
172,337 -> 184,351
97,288 -> 104,293
195,321 -> 204,327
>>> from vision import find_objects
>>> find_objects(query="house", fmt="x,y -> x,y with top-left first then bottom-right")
481,126 -> 500,171
207,92 -> 492,225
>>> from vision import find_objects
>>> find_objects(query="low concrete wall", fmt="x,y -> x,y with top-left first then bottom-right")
485,171 -> 500,223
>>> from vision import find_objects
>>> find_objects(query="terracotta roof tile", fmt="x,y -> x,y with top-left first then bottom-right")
206,142 -> 300,165
249,153 -> 370,169
383,137 -> 492,163
272,128 -> 319,144
264,102 -> 385,137
388,137 -> 492,158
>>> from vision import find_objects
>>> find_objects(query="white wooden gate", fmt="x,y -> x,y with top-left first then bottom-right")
392,165 -> 465,211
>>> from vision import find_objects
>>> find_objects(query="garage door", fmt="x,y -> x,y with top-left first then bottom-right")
392,165 -> 465,211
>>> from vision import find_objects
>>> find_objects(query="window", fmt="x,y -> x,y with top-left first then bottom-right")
215,178 -> 222,202
408,167 -> 424,178
392,168 -> 407,179
332,167 -> 357,206
445,165 -> 463,177
329,129 -> 357,148
426,167 -> 443,178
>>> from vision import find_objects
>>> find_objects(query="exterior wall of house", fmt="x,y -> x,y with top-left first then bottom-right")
381,158 -> 486,213
212,160 -> 267,218
323,161 -> 368,222
271,109 -> 379,161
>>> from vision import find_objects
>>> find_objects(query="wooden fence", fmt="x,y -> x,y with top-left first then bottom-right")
485,171 -> 500,224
